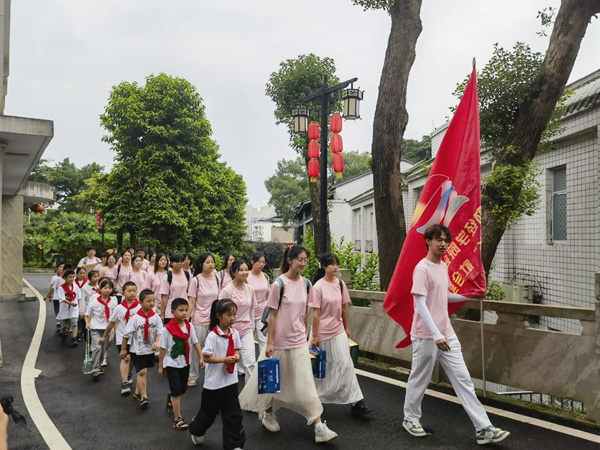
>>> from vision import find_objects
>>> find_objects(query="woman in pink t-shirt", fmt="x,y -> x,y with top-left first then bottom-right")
217,253 -> 236,290
99,253 -> 118,282
115,250 -> 133,297
310,253 -> 371,417
182,253 -> 194,278
144,253 -> 169,313
218,259 -> 258,381
129,256 -> 147,293
239,245 -> 338,444
247,252 -> 270,355
159,253 -> 191,324
186,252 -> 220,387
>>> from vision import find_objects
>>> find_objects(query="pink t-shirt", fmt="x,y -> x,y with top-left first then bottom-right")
309,278 -> 351,341
218,283 -> 257,337
159,271 -> 190,318
410,258 -> 454,340
218,270 -> 232,290
129,270 -> 146,292
99,265 -> 117,282
144,270 -> 167,309
247,272 -> 269,319
267,276 -> 311,350
188,274 -> 220,326
116,264 -> 133,294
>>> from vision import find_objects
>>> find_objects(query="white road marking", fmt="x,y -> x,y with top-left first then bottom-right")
355,369 -> 600,444
21,278 -> 72,450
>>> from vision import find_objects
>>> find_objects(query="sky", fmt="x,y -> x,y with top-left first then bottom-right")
6,0 -> 600,207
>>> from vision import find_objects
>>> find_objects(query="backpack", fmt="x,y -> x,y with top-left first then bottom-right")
167,270 -> 191,285
225,281 -> 255,300
260,276 -> 311,336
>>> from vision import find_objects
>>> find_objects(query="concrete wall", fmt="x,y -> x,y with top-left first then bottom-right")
0,194 -> 22,299
347,285 -> 600,422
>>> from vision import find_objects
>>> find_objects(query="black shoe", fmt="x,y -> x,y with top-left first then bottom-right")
133,391 -> 142,401
351,400 -> 372,417
140,397 -> 150,409
71,340 -> 78,348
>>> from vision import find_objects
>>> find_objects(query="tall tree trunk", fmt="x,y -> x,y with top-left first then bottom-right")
372,0 -> 423,290
481,0 -> 600,274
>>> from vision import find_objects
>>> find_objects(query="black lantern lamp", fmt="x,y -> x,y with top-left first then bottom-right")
342,87 -> 364,120
291,108 -> 309,135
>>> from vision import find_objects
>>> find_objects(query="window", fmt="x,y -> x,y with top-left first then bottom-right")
551,166 -> 567,241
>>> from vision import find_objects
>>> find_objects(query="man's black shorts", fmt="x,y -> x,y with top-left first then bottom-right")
117,344 -> 130,355
130,352 -> 154,372
165,366 -> 190,397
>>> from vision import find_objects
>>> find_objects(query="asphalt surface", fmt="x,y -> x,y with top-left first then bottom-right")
0,273 -> 598,449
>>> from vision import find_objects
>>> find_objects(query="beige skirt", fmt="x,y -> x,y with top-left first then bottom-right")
238,345 -> 323,425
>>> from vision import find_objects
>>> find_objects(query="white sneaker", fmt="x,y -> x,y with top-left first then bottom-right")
190,434 -> 205,445
261,412 -> 281,432
403,420 -> 427,437
314,421 -> 338,443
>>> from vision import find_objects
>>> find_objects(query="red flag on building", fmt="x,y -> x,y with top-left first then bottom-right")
384,64 -> 486,349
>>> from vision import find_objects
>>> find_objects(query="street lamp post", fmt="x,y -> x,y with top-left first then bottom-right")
295,75 -> 363,254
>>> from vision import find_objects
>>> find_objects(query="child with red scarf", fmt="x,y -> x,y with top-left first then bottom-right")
100,282 -> 141,396
121,289 -> 163,410
159,298 -> 204,430
80,270 -> 100,341
85,279 -> 118,381
189,298 -> 245,449
56,270 -> 81,347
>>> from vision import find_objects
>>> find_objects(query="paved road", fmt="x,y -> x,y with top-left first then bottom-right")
1,273 -> 599,449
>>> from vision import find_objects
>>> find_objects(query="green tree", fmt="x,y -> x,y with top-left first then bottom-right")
402,136 -> 431,162
98,73 -> 247,254
28,158 -> 105,212
452,1 -> 600,275
351,0 -> 424,289
265,150 -> 371,227
265,54 -> 341,255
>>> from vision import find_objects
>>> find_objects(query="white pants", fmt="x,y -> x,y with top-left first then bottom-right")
238,332 -> 256,381
254,319 -> 267,356
403,334 -> 492,431
188,324 -> 210,382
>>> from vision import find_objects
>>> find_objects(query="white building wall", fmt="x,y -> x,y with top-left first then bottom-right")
333,172 -> 373,201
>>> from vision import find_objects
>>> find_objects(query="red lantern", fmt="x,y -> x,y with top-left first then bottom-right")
29,203 -> 45,214
96,211 -> 102,227
308,122 -> 320,141
330,113 -> 342,133
308,159 -> 319,182
333,153 -> 344,179
331,134 -> 343,153
308,141 -> 320,159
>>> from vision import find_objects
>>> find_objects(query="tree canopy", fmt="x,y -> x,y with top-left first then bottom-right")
98,73 -> 247,254
265,150 -> 372,226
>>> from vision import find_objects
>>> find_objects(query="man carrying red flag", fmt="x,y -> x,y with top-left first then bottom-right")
401,224 -> 509,444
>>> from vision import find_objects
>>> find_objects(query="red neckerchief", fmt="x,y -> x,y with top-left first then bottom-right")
90,286 -> 101,295
122,299 -> 140,323
75,278 -> 87,290
61,283 -> 76,302
166,320 -> 191,364
97,295 -> 112,322
136,309 -> 156,343
211,326 -> 235,374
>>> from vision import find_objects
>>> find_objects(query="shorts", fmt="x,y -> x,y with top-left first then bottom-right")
166,366 -> 190,397
117,344 -> 131,355
60,318 -> 77,327
130,352 -> 154,372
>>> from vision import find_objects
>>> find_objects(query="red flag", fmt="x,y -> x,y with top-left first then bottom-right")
384,64 -> 486,349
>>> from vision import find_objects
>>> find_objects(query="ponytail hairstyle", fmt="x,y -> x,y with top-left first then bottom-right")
230,259 -> 249,279
313,253 -> 340,284
75,266 -> 87,277
209,298 -> 237,329
221,253 -> 236,271
280,245 -> 310,274
250,252 -> 265,269
154,252 -> 168,273
194,252 -> 214,275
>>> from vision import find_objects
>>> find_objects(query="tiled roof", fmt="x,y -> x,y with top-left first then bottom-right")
564,69 -> 600,115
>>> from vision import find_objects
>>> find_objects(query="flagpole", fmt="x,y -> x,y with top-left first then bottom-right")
480,299 -> 486,397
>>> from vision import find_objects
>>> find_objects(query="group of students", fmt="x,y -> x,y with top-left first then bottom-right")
44,245 -> 371,448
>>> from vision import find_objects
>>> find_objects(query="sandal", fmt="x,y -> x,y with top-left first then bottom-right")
92,371 -> 102,381
165,394 -> 173,414
172,417 -> 188,430
187,380 -> 197,387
